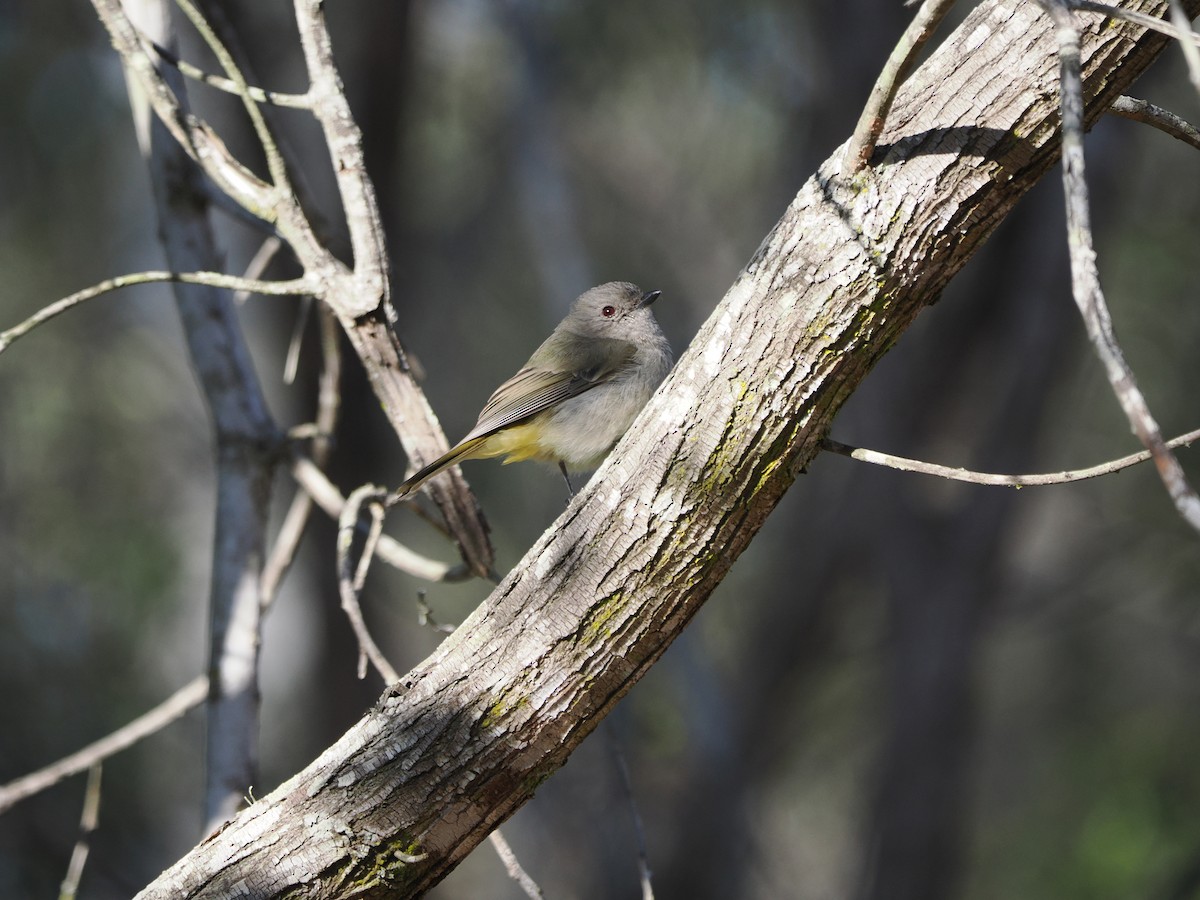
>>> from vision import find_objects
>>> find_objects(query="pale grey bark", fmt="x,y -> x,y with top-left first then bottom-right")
131,1 -> 1196,896
123,0 -> 277,832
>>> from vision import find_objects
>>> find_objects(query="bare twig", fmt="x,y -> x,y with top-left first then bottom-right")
172,0 -> 290,192
92,0 -> 276,218
844,0 -> 958,172
416,592 -> 458,634
262,309 -> 342,610
290,456 -> 470,582
1168,0 -> 1200,94
354,500 -> 387,592
337,485 -> 401,684
821,427 -> 1200,486
1110,95 -> 1200,149
233,236 -> 285,305
1039,0 -> 1200,534
292,0 -> 388,316
0,676 -> 207,814
0,271 -> 312,353
282,297 -> 314,385
1071,0 -> 1200,44
608,726 -> 655,900
487,831 -> 545,900
58,763 -> 103,900
147,39 -> 312,108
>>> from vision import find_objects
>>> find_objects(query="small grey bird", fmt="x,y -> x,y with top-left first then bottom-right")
391,282 -> 672,500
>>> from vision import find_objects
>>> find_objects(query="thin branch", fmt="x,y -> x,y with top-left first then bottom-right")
260,481 -> 316,612
821,427 -> 1200,486
281,299 -> 315,385
295,0 -> 496,578
354,500 -> 387,592
337,485 -> 401,684
91,0 -> 276,218
844,0 -> 958,172
262,308 -> 341,610
487,831 -> 545,900
233,236 -> 285,305
58,764 -> 102,900
290,455 -> 470,582
0,271 -> 312,353
148,39 -> 312,108
91,0 -> 350,284
94,0 -> 496,580
1110,95 -> 1200,149
1070,0 -> 1200,44
1040,0 -> 1200,533
608,726 -> 655,900
282,297 -> 313,384
172,0 -> 291,192
0,676 -> 208,814
416,592 -> 458,635
292,0 -> 388,317
1168,0 -> 1200,94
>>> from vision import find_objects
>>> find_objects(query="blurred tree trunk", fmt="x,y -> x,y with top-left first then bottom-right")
854,182 -> 1080,900
133,1 -> 1197,896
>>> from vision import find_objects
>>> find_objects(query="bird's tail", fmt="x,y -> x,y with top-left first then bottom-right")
388,437 -> 487,503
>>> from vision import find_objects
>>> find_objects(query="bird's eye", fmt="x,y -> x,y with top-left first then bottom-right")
601,305 -> 616,318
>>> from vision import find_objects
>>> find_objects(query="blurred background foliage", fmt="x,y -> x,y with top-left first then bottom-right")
1,0 -> 1199,898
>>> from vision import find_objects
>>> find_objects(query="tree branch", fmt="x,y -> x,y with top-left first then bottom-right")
0,271 -> 312,354
147,39 -> 312,108
844,0 -> 958,172
1168,0 -> 1200,93
1072,0 -> 1200,43
289,455 -> 469,582
1040,0 -> 1200,535
336,485 -> 400,685
0,676 -> 208,815
91,0 -> 495,576
822,427 -> 1200,486
486,831 -> 545,900
288,0 -> 496,578
1110,95 -> 1200,149
57,763 -> 103,900
133,1 -> 1199,895
262,309 -> 339,609
123,0 -> 279,830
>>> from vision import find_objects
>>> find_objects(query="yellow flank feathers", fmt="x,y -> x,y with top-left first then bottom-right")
473,422 -> 558,465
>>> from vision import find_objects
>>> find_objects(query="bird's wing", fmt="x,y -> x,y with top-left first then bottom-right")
462,333 -> 637,443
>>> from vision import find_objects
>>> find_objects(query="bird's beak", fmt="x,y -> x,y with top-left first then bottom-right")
639,289 -> 663,308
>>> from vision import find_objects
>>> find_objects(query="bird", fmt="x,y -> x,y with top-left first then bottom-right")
390,281 -> 672,502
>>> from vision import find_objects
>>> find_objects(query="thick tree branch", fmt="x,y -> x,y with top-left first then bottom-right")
134,1 -> 1197,895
